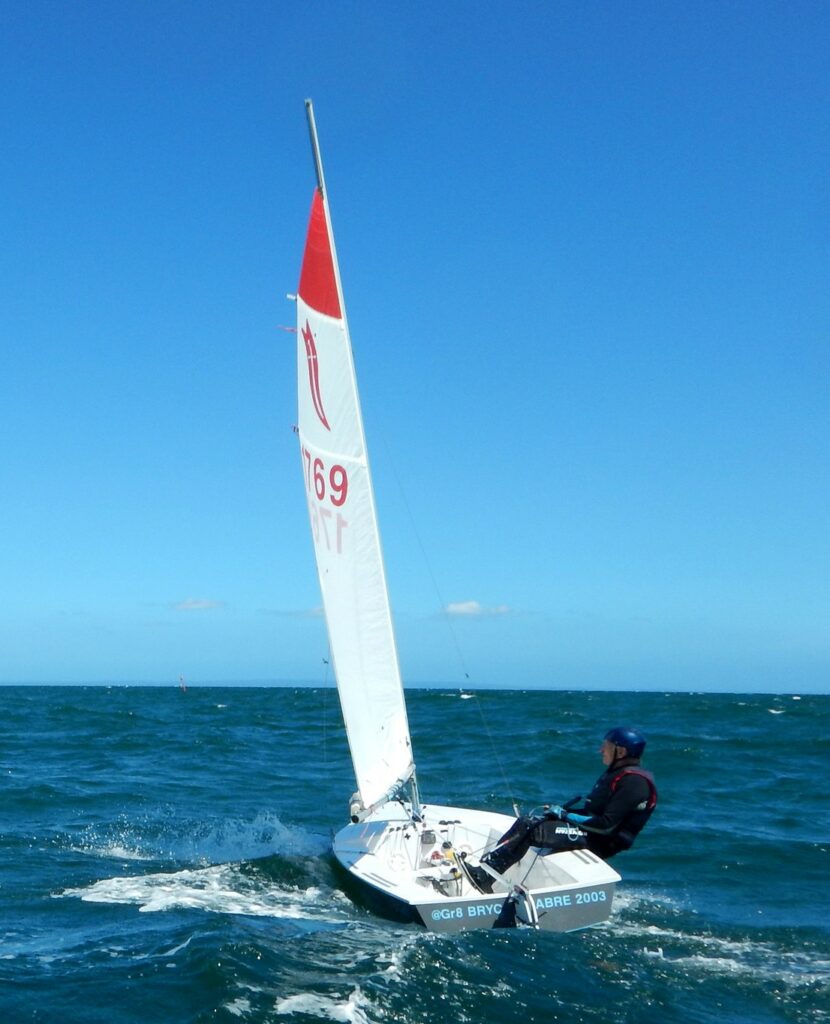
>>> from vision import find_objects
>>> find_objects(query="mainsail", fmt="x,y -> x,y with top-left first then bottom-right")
296,170 -> 414,810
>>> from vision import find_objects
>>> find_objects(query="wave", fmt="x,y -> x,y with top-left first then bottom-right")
69,811 -> 329,867
58,862 -> 353,926
274,988 -> 373,1022
608,889 -> 830,996
71,841 -> 156,862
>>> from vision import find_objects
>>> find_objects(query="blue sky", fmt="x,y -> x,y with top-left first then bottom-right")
0,2 -> 826,691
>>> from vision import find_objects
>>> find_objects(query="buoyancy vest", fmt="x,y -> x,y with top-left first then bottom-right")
611,766 -> 658,811
584,761 -> 658,853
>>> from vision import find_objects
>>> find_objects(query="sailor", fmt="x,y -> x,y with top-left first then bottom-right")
466,727 -> 657,892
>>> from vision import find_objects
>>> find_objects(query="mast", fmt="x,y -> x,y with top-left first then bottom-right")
304,100 -> 354,373
297,101 -> 419,817
305,99 -> 326,196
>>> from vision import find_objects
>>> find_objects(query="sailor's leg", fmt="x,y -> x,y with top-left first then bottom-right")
482,816 -> 537,873
527,817 -> 587,854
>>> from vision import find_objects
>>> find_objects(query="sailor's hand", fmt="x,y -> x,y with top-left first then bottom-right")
548,804 -> 566,819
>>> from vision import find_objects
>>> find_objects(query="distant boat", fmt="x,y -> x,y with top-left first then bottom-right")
291,100 -> 620,932
178,676 -> 187,693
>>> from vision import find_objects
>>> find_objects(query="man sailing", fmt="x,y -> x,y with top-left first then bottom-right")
466,727 -> 658,893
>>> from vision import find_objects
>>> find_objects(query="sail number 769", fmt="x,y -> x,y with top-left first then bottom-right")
302,446 -> 349,554
302,447 -> 348,506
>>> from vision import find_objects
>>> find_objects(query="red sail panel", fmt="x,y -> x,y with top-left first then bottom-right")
298,189 -> 342,319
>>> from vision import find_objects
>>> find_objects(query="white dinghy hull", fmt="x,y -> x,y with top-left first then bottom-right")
333,803 -> 620,933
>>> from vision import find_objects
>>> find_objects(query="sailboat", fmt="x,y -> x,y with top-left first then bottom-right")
293,100 -> 620,932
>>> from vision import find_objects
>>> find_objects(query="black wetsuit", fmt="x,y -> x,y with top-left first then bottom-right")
482,757 -> 657,874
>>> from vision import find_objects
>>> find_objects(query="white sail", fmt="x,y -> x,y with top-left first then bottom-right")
296,186 -> 414,810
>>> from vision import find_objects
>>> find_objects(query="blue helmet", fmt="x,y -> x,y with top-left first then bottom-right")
604,726 -> 646,759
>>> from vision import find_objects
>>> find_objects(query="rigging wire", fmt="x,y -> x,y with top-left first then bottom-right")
320,650 -> 331,771
377,431 -> 518,813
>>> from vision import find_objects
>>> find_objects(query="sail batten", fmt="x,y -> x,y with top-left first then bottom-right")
296,176 -> 414,809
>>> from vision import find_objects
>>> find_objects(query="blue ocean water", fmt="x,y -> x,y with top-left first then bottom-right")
1,685 -> 827,1023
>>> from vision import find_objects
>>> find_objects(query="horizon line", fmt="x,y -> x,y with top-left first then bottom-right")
0,680 -> 823,696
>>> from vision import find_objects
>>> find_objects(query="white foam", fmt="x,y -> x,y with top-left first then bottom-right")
275,987 -> 373,1023
225,998 -> 252,1018
611,887 -> 683,914
74,812 -> 327,867
183,812 -> 328,863
611,917 -> 830,991
374,931 -> 421,979
72,842 -> 155,862
664,949 -> 830,988
160,936 -> 193,957
59,864 -> 349,924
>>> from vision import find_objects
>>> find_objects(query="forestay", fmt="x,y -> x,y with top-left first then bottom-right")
296,188 -> 414,810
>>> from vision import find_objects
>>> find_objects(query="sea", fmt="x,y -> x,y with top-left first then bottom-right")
1,685 -> 827,1024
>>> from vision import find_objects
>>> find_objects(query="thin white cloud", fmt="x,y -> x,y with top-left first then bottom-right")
175,598 -> 225,612
444,600 -> 511,617
258,606 -> 325,619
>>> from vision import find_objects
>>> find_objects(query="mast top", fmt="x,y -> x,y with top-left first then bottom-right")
304,99 -> 326,197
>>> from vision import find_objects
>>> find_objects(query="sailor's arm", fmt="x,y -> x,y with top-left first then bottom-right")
561,775 -> 652,834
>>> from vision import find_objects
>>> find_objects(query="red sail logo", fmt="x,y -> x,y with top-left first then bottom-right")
301,319 -> 331,431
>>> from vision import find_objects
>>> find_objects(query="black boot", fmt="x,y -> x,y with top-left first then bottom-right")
465,863 -> 494,893
481,847 -> 513,876
465,847 -> 513,893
